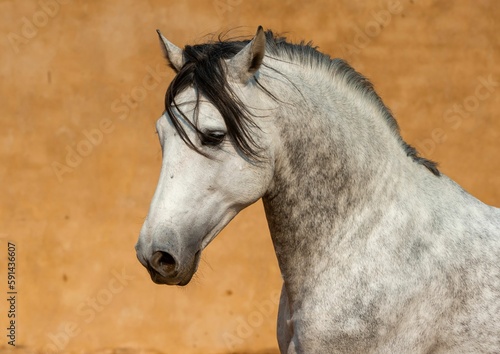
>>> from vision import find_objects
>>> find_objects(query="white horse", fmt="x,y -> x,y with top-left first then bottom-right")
135,27 -> 500,353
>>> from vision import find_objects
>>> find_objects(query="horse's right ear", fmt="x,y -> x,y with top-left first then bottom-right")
156,29 -> 185,72
228,26 -> 266,83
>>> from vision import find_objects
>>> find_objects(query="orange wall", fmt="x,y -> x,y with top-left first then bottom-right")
1,1 -> 498,353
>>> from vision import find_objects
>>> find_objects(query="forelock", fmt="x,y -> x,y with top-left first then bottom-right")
164,37 -> 263,160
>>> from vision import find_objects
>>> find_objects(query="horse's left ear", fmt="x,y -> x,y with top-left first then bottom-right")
156,29 -> 185,72
228,26 -> 266,83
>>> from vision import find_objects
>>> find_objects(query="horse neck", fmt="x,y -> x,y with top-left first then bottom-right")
260,63 -> 424,301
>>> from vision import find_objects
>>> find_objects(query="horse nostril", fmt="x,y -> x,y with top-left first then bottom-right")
159,252 -> 176,269
151,251 -> 177,276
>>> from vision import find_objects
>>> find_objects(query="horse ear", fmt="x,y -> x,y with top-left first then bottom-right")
228,26 -> 266,83
156,29 -> 185,72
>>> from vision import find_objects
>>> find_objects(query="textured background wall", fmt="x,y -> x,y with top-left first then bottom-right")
1,1 -> 498,353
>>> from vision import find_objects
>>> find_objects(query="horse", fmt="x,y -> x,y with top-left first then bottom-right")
135,26 -> 500,353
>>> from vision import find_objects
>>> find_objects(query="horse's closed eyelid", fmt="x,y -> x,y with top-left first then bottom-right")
200,131 -> 226,146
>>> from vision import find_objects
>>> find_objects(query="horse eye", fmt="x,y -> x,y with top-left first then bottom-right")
201,131 -> 226,146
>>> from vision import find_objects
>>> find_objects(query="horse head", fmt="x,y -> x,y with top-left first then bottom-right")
135,27 -> 276,285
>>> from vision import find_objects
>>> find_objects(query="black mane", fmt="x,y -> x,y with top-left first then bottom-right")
164,30 -> 440,176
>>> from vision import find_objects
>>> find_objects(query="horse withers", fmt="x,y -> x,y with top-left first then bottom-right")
135,27 -> 500,353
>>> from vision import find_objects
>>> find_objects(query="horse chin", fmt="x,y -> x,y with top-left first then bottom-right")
177,273 -> 195,286
148,272 -> 178,285
149,272 -> 193,286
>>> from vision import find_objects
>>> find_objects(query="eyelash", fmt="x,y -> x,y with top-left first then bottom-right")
200,131 -> 226,146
